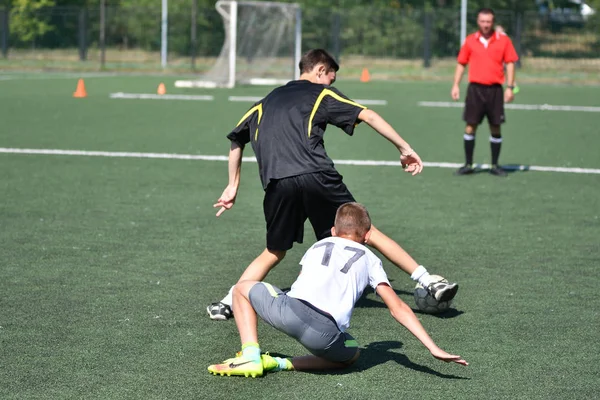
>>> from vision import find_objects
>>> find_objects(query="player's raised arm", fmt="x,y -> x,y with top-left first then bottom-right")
357,109 -> 423,175
214,141 -> 244,217
375,283 -> 468,366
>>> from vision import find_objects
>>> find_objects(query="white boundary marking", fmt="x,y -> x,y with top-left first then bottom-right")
418,101 -> 600,113
355,99 -> 388,106
228,96 -> 262,102
1,147 -> 599,175
109,92 -> 214,101
228,95 -> 387,106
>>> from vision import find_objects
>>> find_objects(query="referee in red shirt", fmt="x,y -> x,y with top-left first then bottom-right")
451,8 -> 519,177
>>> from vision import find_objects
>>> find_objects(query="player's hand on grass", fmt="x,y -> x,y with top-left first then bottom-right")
430,348 -> 469,366
400,150 -> 423,176
214,185 -> 238,217
451,84 -> 460,101
504,88 -> 515,103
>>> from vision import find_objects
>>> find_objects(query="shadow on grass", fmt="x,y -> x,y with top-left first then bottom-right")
501,164 -> 531,174
465,164 -> 530,175
355,287 -> 413,309
277,341 -> 468,379
413,308 -> 465,319
354,286 -> 464,320
356,341 -> 469,379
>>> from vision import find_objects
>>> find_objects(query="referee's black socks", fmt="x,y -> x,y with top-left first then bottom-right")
490,136 -> 502,166
463,133 -> 475,166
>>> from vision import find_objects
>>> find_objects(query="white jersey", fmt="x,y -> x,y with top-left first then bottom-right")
286,236 -> 390,332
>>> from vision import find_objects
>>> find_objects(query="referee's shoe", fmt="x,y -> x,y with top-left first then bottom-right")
455,164 -> 475,175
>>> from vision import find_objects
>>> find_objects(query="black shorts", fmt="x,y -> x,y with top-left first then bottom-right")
463,83 -> 505,126
263,171 -> 355,251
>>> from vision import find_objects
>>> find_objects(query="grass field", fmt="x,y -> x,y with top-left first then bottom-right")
1,73 -> 599,399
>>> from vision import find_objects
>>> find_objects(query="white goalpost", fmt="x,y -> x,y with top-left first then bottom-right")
176,0 -> 302,89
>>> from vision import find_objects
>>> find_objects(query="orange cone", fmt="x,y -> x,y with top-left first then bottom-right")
157,83 -> 166,95
73,79 -> 87,98
360,68 -> 371,83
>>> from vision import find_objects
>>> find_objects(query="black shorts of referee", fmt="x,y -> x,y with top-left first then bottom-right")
463,83 -> 506,126
263,170 -> 355,252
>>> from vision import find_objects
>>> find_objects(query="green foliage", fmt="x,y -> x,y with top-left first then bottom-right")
10,0 -> 55,43
2,0 -> 598,57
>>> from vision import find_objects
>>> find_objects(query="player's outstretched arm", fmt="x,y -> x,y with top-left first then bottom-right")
375,283 -> 468,366
214,141 -> 244,217
357,109 -> 423,176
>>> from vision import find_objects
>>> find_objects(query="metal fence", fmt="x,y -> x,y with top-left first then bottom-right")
0,5 -> 598,71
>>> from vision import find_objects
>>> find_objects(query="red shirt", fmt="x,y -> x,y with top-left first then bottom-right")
457,30 -> 519,85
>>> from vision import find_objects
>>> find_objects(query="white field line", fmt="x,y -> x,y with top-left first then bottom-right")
109,92 -> 214,101
228,96 -> 262,102
418,101 -> 600,113
1,147 -> 599,175
228,95 -> 387,106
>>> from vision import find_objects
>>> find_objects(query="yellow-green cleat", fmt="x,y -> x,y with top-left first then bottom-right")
261,353 -> 280,372
261,352 -> 293,372
208,355 -> 263,378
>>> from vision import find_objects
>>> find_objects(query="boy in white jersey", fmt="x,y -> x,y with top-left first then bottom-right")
208,203 -> 468,377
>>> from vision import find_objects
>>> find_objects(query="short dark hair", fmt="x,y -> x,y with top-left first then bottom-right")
334,202 -> 372,238
477,7 -> 495,19
299,49 -> 339,74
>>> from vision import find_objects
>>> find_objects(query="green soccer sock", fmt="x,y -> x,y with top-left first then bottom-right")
241,342 -> 261,362
274,357 -> 294,371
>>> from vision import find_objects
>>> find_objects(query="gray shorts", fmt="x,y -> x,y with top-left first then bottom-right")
249,282 -> 358,363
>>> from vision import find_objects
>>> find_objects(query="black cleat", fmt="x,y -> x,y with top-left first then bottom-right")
206,302 -> 233,321
490,165 -> 508,177
427,281 -> 459,302
455,164 -> 475,175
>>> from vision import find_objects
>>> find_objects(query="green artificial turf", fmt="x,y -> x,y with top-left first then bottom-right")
1,74 -> 599,399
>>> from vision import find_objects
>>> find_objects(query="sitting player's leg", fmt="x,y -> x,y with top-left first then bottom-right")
286,332 -> 360,371
367,226 -> 459,302
207,280 -> 265,377
284,351 -> 360,371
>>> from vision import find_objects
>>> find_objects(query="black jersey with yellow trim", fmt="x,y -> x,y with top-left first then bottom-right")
227,80 -> 366,190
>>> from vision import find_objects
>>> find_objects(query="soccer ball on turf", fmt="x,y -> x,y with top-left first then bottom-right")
414,275 -> 452,314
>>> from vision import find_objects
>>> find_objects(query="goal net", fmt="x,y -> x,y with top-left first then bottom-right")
176,1 -> 301,89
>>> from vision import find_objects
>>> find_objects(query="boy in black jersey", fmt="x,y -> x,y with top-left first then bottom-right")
208,49 -> 458,320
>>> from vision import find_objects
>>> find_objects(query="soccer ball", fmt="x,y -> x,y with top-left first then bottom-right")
414,275 -> 452,314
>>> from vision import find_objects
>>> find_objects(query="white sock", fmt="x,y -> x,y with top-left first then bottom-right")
219,285 -> 235,307
411,265 -> 435,288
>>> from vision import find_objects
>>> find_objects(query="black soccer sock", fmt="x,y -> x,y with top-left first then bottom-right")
463,133 -> 475,166
490,136 -> 502,166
